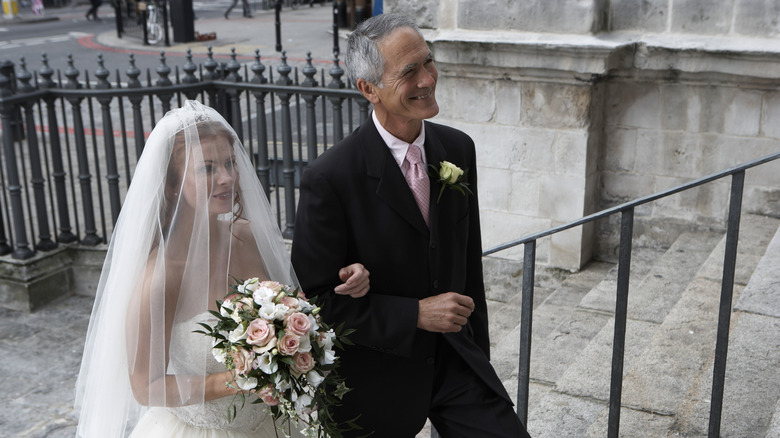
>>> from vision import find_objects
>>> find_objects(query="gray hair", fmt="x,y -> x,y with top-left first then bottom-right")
345,14 -> 423,86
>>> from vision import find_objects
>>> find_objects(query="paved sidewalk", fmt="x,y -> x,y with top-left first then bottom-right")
4,2 -> 347,67
0,294 -> 93,437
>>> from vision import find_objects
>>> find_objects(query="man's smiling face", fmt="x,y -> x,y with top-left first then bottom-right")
370,26 -> 439,142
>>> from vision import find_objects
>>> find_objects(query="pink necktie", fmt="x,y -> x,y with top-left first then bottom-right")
403,145 -> 430,226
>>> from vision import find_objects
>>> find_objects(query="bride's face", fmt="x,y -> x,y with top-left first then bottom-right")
181,135 -> 239,216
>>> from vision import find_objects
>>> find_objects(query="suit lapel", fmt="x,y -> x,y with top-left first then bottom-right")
362,120 -> 429,234
424,123 -> 447,235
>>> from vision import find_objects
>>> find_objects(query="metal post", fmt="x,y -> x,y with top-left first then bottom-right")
275,52 -> 295,238
301,52 -> 319,165
327,55 -> 345,143
275,0 -> 283,52
607,208 -> 634,438
332,1 -> 339,56
38,54 -> 77,244
94,55 -> 122,225
708,171 -> 744,437
17,58 -> 56,251
0,62 -> 34,259
251,50 -> 271,200
517,240 -> 536,424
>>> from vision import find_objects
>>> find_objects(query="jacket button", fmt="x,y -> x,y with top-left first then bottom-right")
426,357 -> 435,365
433,280 -> 439,288
430,240 -> 437,249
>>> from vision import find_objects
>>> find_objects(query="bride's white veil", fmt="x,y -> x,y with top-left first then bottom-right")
74,100 -> 298,437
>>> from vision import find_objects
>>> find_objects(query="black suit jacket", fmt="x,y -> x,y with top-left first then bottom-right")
292,117 -> 511,436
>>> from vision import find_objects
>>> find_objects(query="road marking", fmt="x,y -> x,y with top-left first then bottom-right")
0,32 -> 94,48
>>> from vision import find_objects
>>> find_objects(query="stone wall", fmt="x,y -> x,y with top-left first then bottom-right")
386,0 -> 780,269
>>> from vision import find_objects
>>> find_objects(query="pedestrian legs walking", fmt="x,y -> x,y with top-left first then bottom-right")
224,0 -> 252,18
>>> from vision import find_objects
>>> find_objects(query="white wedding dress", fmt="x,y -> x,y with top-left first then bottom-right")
129,314 -> 299,438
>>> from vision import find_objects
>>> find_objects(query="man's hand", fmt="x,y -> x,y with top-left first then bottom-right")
334,263 -> 370,298
417,292 -> 475,333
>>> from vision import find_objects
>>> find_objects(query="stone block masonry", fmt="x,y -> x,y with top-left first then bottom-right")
385,0 -> 780,270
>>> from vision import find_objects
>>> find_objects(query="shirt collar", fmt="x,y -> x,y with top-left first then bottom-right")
372,111 -> 427,168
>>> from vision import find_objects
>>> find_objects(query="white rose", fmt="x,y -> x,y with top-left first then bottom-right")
306,371 -> 324,388
243,277 -> 260,292
317,330 -> 335,350
228,323 -> 248,343
212,347 -> 227,363
294,393 -> 313,415
220,300 -> 235,318
297,334 -> 312,353
253,286 -> 276,304
229,307 -> 242,324
235,375 -> 258,391
274,373 -> 291,392
252,336 -> 278,354
439,161 -> 463,184
254,351 -> 278,375
298,300 -> 314,313
258,302 -> 277,320
307,315 -> 319,333
321,349 -> 336,366
272,304 -> 290,321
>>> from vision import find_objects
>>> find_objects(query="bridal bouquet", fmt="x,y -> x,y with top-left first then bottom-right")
196,278 -> 355,438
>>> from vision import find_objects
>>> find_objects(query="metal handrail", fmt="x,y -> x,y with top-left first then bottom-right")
484,151 -> 780,255
483,150 -> 780,437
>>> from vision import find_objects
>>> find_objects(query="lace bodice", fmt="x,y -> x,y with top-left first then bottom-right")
166,313 -> 271,432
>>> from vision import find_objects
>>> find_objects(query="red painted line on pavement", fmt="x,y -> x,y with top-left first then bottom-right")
30,122 -> 151,139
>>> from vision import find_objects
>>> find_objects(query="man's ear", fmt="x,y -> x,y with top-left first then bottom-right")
356,78 -> 381,105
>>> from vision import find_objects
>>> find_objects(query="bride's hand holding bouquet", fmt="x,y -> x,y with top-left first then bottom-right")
197,278 -> 356,438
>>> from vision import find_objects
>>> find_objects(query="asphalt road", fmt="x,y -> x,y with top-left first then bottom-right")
1,1 -> 344,83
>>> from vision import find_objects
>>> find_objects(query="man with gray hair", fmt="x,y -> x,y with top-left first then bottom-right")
292,14 -> 530,437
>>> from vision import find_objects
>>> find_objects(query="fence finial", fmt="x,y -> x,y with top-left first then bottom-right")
64,54 -> 82,90
95,54 -> 111,90
126,54 -> 141,89
38,53 -> 56,90
155,51 -> 172,87
182,48 -> 199,85
328,52 -> 345,90
203,45 -> 218,81
276,50 -> 292,86
302,52 -> 318,88
251,49 -> 267,85
226,47 -> 241,83
17,57 -> 34,93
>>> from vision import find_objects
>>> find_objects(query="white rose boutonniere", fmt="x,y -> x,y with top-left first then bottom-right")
429,161 -> 473,203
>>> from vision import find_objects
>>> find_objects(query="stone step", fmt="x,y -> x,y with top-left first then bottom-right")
525,224 -> 766,436
529,232 -> 719,394
768,397 -> 780,438
669,217 -> 780,437
488,261 -> 613,382
578,232 -> 723,322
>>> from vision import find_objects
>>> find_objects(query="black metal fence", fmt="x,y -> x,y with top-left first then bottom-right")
0,49 -> 368,260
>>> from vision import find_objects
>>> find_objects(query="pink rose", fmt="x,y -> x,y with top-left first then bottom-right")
285,312 -> 311,337
280,296 -> 299,309
231,348 -> 254,375
278,333 -> 300,356
257,385 -> 280,406
291,352 -> 315,376
246,318 -> 275,347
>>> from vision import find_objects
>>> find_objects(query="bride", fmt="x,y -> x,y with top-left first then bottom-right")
74,100 -> 369,437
